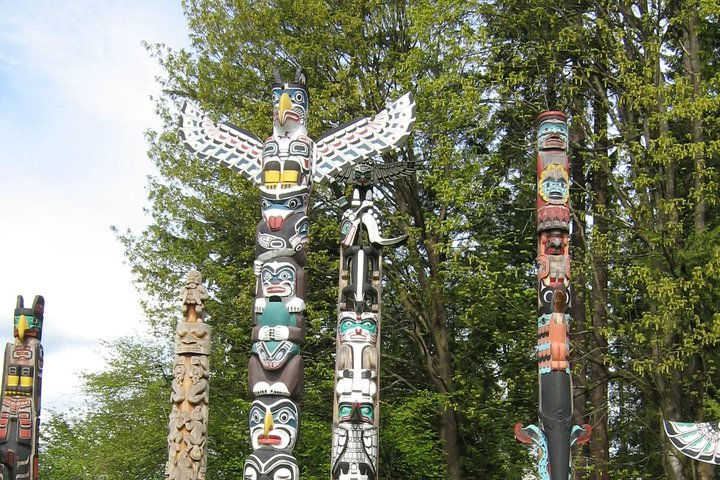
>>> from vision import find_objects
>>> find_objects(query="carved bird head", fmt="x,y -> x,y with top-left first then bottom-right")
272,67 -> 308,138
13,295 -> 44,342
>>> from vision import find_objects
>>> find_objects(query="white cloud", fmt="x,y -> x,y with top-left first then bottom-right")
0,0 -> 189,412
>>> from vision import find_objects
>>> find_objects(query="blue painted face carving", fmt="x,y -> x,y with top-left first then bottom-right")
249,396 -> 299,451
261,261 -> 296,299
539,164 -> 569,204
338,312 -> 378,343
537,120 -> 568,151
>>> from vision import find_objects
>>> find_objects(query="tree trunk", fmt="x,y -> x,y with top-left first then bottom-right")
589,94 -> 610,480
395,174 -> 461,480
570,106 -> 590,480
681,3 -> 705,233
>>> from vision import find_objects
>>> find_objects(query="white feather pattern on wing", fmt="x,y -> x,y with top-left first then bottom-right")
313,92 -> 416,184
664,419 -> 720,464
179,101 -> 265,185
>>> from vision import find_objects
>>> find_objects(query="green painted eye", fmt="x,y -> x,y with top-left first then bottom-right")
361,321 -> 377,333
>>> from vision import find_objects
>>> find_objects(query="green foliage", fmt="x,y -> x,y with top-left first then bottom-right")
41,338 -> 171,479
40,0 -> 720,479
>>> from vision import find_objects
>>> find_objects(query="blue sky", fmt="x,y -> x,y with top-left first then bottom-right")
0,1 -> 189,411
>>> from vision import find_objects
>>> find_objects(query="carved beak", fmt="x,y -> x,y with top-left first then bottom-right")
278,92 -> 292,126
16,315 -> 27,341
263,408 -> 274,437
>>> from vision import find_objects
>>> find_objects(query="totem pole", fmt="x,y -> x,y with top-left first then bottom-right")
0,295 -> 44,480
664,419 -> 720,464
178,67 -> 415,479
515,112 -> 591,479
167,270 -> 211,480
330,160 -> 416,480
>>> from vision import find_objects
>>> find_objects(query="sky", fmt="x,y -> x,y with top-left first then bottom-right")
0,1 -> 190,412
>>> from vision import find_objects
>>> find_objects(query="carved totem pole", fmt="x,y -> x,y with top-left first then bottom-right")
167,270 -> 211,480
329,160 -> 416,480
178,68 -> 415,479
0,295 -> 44,480
515,112 -> 591,479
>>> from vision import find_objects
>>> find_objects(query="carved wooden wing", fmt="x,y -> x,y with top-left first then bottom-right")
332,160 -> 418,185
179,101 -> 264,186
664,419 -> 720,464
313,92 -> 416,184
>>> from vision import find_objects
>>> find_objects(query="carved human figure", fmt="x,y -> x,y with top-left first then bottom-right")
181,270 -> 209,320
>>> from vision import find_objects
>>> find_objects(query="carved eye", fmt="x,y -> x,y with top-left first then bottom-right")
249,408 -> 263,425
278,270 -> 293,281
286,198 -> 299,209
289,142 -> 308,155
261,200 -> 269,209
293,91 -> 305,103
276,409 -> 292,424
262,271 -> 273,282
274,467 -> 293,480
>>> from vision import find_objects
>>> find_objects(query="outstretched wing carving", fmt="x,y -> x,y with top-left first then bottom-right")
314,93 -> 416,184
664,419 -> 720,464
179,101 -> 264,185
332,160 -> 418,185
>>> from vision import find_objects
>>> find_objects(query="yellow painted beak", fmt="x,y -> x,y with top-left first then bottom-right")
278,92 -> 292,125
17,315 -> 28,341
263,408 -> 274,437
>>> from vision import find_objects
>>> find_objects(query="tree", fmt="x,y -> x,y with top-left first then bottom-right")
42,338 -> 171,479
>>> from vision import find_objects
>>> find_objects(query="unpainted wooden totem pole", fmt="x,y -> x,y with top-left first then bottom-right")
0,295 -> 44,480
515,112 -> 591,479
178,67 -> 415,479
329,160 -> 416,480
166,270 -> 211,480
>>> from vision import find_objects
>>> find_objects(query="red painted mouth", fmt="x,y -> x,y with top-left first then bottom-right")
266,286 -> 286,294
259,435 -> 282,445
268,216 -> 284,231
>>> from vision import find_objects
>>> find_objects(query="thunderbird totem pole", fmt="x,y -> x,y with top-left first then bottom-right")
179,67 -> 415,479
166,270 -> 211,480
515,112 -> 591,479
0,295 -> 44,480
329,160 -> 416,480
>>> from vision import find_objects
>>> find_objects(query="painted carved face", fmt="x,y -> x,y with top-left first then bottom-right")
257,213 -> 310,254
261,194 -> 308,231
352,163 -> 373,186
261,261 -> 296,299
539,164 -> 569,204
249,396 -> 299,451
537,118 -> 568,151
338,312 -> 378,344
244,450 -> 299,480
